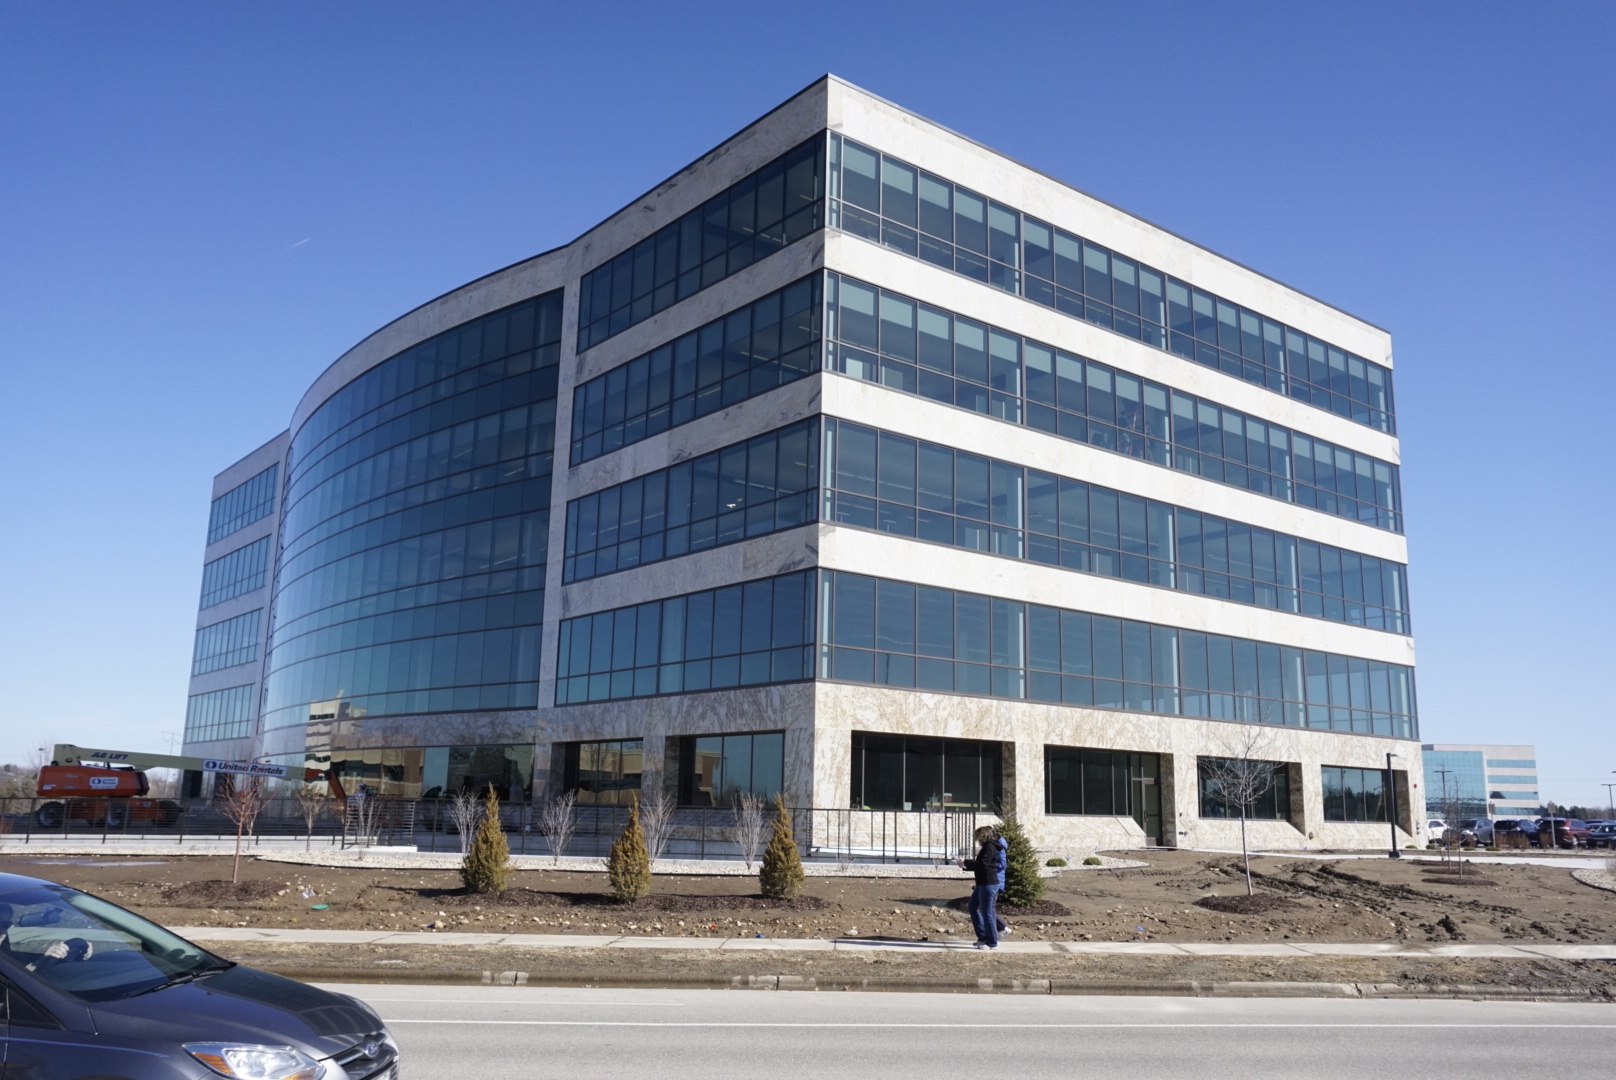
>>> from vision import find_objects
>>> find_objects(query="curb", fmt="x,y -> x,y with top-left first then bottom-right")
252,965 -> 1608,1001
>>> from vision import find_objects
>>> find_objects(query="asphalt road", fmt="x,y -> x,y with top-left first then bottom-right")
329,983 -> 1616,1080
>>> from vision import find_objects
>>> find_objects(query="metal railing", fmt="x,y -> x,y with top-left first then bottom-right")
0,795 -> 978,864
0,796 -> 411,847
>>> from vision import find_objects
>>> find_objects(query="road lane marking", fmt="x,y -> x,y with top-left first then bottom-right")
380,1019 -> 1616,1029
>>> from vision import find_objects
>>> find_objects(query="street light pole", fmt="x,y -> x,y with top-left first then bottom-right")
1604,774 -> 1615,822
1386,752 -> 1402,858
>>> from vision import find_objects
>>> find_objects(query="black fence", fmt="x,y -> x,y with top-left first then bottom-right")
0,795 -> 978,864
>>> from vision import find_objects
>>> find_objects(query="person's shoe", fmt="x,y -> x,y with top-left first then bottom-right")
1000,925 -> 1013,936
974,941 -> 988,949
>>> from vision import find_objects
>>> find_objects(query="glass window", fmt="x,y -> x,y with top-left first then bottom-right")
183,684 -> 257,744
264,290 -> 563,735
580,137 -> 823,351
850,731 -> 1001,811
564,418 -> 818,583
1045,747 -> 1161,829
192,609 -> 263,676
826,141 -> 1394,434
198,536 -> 273,609
678,731 -> 785,806
207,465 -> 279,544
1322,765 -> 1392,821
824,270 -> 1403,533
556,572 -> 814,705
1199,757 -> 1291,820
561,739 -> 643,805
816,571 -> 1415,737
574,276 -> 821,466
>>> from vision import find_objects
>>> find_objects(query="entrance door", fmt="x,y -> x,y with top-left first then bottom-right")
1129,756 -> 1162,845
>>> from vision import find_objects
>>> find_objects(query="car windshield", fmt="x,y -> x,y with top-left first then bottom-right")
0,884 -> 225,1001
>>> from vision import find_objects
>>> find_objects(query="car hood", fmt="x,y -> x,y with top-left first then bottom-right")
89,965 -> 380,1059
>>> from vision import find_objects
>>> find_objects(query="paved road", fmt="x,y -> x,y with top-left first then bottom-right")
332,983 -> 1616,1080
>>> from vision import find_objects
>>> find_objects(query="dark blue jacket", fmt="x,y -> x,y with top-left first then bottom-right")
964,837 -> 1007,887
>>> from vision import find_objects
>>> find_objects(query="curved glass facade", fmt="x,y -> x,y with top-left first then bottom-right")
261,290 -> 564,734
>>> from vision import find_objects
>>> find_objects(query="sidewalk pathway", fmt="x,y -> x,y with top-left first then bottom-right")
172,925 -> 1616,961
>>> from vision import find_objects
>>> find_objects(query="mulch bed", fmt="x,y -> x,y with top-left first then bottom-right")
1421,877 -> 1496,887
1195,893 -> 1298,915
161,880 -> 283,905
945,896 -> 1074,918
444,888 -> 829,912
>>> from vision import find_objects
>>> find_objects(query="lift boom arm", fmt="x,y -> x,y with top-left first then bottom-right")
50,744 -> 211,771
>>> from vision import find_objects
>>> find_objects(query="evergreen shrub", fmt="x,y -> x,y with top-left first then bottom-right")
608,802 -> 652,902
759,796 -> 805,899
460,786 -> 513,894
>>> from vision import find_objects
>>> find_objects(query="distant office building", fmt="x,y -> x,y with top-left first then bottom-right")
1421,744 -> 1538,819
180,77 -> 1420,849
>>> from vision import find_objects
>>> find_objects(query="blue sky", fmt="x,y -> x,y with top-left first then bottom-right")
1,3 -> 1611,806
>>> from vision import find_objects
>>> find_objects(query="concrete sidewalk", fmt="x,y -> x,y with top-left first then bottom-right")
172,925 -> 1616,961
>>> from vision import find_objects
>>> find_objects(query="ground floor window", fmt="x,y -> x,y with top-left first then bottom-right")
421,745 -> 534,801
1321,765 -> 1390,822
559,739 -> 643,805
677,732 -> 784,806
849,733 -> 1001,811
305,744 -> 535,800
1044,747 -> 1160,816
1198,757 -> 1291,821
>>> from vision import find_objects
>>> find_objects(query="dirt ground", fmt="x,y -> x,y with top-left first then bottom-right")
3,849 -> 1611,946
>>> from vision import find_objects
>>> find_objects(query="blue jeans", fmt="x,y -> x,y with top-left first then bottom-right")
968,883 -> 999,946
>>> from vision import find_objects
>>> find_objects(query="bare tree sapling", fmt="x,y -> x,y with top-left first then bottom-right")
639,784 -> 675,863
216,778 -> 269,884
538,790 -> 579,865
448,789 -> 483,855
732,792 -> 768,869
1200,725 -> 1281,896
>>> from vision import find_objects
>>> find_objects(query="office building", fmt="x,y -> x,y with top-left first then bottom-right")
181,77 -> 1421,849
1422,744 -> 1538,819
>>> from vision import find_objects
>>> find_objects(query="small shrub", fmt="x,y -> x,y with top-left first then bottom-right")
1082,856 -> 1102,866
608,802 -> 652,902
997,812 -> 1046,907
460,786 -> 512,894
1046,857 -> 1068,867
759,796 -> 805,900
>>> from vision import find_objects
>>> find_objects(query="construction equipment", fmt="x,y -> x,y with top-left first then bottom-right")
35,744 -> 307,829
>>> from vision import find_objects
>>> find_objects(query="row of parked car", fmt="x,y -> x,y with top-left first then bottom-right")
1427,817 -> 1616,848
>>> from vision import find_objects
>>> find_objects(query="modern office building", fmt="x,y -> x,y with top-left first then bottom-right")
181,76 -> 1422,849
1421,744 -> 1538,819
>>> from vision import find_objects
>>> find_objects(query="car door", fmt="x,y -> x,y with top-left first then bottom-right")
0,973 -> 136,1080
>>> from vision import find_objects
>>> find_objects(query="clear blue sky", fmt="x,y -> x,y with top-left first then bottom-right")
2,3 -> 1611,807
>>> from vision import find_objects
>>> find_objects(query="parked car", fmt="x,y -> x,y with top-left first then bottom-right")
1586,823 -> 1616,849
1530,818 -> 1591,848
1458,818 -> 1495,845
1427,818 -> 1448,834
0,870 -> 398,1079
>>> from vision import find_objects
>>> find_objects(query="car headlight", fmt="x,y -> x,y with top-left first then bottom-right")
184,1043 -> 324,1080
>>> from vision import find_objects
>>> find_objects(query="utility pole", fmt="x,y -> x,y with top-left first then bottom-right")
1604,774 -> 1615,821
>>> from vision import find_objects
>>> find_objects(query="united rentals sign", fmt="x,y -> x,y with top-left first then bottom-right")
202,759 -> 289,779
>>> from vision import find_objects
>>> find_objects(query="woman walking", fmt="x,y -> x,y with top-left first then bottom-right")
957,825 -> 1007,949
